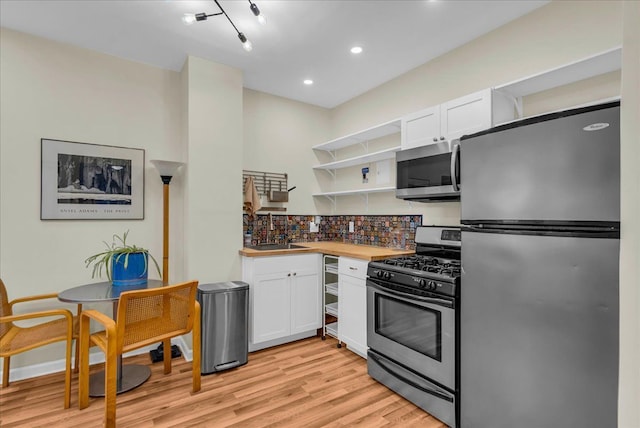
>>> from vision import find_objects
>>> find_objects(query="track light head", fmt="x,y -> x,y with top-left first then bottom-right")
238,32 -> 253,52
249,1 -> 266,24
182,12 -> 208,25
250,2 -> 260,17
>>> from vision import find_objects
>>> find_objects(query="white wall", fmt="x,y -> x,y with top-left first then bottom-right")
619,1 -> 640,426
0,28 -> 183,367
183,56 -> 244,283
243,89 -> 331,215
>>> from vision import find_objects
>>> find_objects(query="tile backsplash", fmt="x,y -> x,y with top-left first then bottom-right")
243,214 -> 423,250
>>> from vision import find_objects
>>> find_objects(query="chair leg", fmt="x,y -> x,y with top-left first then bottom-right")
2,356 -> 9,387
104,343 -> 117,428
192,301 -> 201,393
64,333 -> 72,409
163,339 -> 172,375
73,337 -> 80,374
78,315 -> 91,410
74,303 -> 82,373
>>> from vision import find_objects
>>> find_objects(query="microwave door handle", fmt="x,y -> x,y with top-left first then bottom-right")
450,141 -> 460,192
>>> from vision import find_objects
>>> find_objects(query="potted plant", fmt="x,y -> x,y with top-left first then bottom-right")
85,230 -> 161,286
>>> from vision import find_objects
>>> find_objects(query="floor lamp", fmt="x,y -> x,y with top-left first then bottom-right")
149,160 -> 184,284
149,160 -> 185,362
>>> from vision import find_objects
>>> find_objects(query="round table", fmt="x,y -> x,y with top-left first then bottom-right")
58,280 -> 165,396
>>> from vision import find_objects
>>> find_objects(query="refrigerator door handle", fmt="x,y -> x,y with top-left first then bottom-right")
451,140 -> 460,192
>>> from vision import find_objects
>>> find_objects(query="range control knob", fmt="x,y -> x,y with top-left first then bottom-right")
428,281 -> 437,291
418,279 -> 427,288
383,271 -> 391,280
376,270 -> 384,279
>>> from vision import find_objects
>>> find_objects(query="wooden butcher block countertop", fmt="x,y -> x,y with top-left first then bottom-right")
239,241 -> 414,261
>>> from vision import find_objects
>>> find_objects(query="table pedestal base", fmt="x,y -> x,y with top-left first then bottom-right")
89,365 -> 152,397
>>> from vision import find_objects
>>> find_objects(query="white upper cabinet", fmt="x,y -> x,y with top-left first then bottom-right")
401,89 -> 514,150
440,89 -> 493,141
401,105 -> 441,150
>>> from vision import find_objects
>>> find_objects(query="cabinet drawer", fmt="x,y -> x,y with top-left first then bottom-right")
338,257 -> 369,279
254,253 -> 319,275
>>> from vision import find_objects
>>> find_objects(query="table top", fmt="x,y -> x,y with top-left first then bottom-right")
58,279 -> 165,303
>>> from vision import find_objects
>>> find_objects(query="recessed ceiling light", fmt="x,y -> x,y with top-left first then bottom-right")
350,46 -> 363,54
303,79 -> 313,85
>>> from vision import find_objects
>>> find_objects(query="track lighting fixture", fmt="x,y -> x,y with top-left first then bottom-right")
182,0 -> 264,51
248,0 -> 267,25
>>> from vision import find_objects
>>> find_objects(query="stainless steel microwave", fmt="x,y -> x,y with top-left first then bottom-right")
396,140 -> 460,202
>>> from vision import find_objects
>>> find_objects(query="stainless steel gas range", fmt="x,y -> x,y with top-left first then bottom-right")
367,225 -> 461,428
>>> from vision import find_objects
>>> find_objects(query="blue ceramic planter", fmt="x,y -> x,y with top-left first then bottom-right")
111,252 -> 148,286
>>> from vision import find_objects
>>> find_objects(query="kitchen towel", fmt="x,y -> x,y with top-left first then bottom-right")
243,176 -> 261,217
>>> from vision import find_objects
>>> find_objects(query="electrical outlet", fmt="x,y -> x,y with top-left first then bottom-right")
310,222 -> 319,233
349,221 -> 355,233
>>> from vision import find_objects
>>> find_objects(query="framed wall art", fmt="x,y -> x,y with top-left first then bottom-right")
41,139 -> 145,220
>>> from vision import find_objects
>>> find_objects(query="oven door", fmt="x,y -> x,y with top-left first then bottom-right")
367,278 -> 455,390
395,141 -> 460,202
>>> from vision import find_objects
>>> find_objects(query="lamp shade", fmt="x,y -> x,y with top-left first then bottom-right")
150,160 -> 184,178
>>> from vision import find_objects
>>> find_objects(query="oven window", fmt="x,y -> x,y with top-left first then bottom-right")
397,153 -> 452,188
375,294 -> 442,361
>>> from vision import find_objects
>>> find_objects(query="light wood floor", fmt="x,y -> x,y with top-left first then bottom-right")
0,337 -> 446,427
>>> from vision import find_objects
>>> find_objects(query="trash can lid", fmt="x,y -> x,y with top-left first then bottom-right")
197,281 -> 249,294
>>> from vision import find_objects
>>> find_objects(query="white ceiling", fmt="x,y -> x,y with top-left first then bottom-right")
0,0 -> 549,108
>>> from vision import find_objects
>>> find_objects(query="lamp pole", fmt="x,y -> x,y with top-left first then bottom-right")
150,160 -> 184,284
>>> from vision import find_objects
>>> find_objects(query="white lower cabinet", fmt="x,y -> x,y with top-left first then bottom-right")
243,253 -> 321,351
251,271 -> 290,343
291,268 -> 322,334
338,257 -> 369,358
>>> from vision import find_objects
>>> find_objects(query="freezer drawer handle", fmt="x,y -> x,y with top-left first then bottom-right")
369,352 -> 453,402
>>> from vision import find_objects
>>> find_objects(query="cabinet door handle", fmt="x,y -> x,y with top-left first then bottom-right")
288,273 -> 291,277
349,267 -> 357,270
432,137 -> 438,142
293,272 -> 297,276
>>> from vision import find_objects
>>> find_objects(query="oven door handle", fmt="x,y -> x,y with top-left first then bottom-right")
368,352 -> 454,402
368,281 -> 454,308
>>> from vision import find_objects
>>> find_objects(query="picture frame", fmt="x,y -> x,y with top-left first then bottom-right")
41,138 -> 145,220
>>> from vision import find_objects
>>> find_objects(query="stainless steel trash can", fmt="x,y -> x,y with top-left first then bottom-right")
197,281 -> 249,374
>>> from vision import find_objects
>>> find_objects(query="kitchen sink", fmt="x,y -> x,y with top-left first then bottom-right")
247,243 -> 307,251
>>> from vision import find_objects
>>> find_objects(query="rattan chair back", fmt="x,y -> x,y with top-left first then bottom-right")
115,280 -> 197,353
78,280 -> 201,427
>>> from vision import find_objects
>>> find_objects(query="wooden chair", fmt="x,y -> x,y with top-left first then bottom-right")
78,280 -> 201,427
0,278 -> 79,409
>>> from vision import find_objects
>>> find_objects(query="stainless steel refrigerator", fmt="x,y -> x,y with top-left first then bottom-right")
458,101 -> 620,428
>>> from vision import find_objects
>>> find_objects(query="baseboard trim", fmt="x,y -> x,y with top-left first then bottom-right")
248,330 -> 317,352
1,337 -> 192,383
